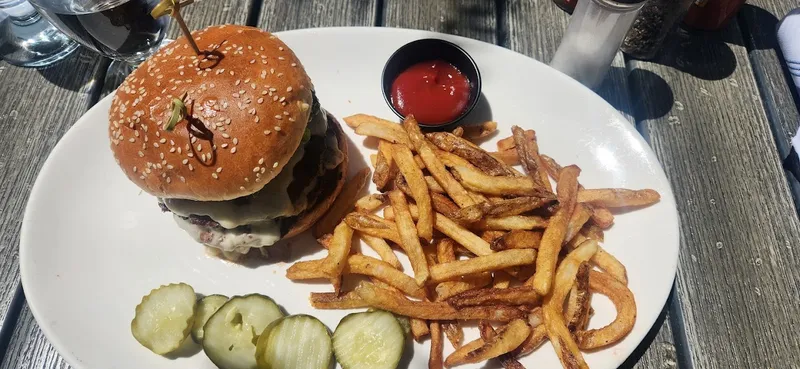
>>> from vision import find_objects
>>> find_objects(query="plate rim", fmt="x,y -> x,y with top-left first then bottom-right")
20,26 -> 680,369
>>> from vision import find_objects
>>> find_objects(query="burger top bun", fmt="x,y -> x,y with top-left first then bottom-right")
109,25 -> 314,201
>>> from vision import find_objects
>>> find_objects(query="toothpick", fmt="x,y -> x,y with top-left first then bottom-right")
151,0 -> 201,55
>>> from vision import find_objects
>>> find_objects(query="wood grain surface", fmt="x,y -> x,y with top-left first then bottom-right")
2,0 -> 800,368
258,0 -> 377,31
739,0 -> 800,209
0,45 -> 106,340
383,0 -> 497,43
629,22 -> 800,368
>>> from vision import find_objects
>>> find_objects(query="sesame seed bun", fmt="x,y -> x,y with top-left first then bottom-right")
108,25 -> 314,201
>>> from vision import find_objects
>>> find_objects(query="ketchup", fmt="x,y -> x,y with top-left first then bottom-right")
391,60 -> 471,125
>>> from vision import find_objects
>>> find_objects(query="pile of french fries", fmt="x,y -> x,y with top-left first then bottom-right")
291,114 -> 661,369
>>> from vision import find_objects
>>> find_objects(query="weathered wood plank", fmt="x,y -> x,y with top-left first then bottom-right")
629,22 -> 800,368
257,0 -> 377,31
504,0 -> 634,122
0,1 -> 256,367
0,299 -> 70,369
739,2 -> 800,208
383,0 -> 497,43
0,45 -> 106,345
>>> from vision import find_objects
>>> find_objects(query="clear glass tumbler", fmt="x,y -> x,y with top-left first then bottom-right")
0,0 -> 78,68
550,0 -> 646,89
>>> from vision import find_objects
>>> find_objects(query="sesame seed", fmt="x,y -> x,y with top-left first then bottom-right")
222,133 -> 230,139
212,173 -> 219,179
182,159 -> 189,164
166,177 -> 172,183
283,111 -> 290,116
273,96 -> 279,101
274,115 -> 283,120
216,167 -> 223,173
278,57 -> 285,60
277,73 -> 283,78
235,79 -> 241,85
159,153 -> 165,159
128,138 -> 135,143
191,137 -> 197,143
253,167 -> 260,173
177,147 -> 182,154
240,186 -> 246,191
230,71 -> 235,75
187,152 -> 194,158
159,138 -> 166,144
133,166 -> 138,173
273,162 -> 279,168
231,147 -> 237,154
257,98 -> 264,104
279,46 -> 284,51
279,97 -> 286,103
251,83 -> 257,90
264,130 -> 271,135
291,63 -> 297,67
239,90 -> 245,95
269,87 -> 277,92
232,93 -> 240,98
221,143 -> 229,148
197,144 -> 202,152
145,168 -> 152,173
255,117 -> 260,123
138,151 -> 145,157
180,176 -> 186,182
274,126 -> 282,131
188,164 -> 194,171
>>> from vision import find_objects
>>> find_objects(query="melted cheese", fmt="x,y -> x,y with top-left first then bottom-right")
173,215 -> 281,253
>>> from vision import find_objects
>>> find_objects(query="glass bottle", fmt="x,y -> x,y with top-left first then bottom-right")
550,0 -> 646,89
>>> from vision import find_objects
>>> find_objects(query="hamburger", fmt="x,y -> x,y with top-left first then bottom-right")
108,25 -> 348,259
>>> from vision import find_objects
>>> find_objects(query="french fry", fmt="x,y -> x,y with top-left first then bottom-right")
450,202 -> 487,224
404,116 -> 477,208
411,318 -> 430,342
426,131 -> 517,176
540,154 -> 615,228
425,176 -> 446,193
592,247 -> 628,284
576,270 -> 636,349
310,291 -> 368,309
529,165 -> 580,295
483,196 -> 556,217
429,249 -> 537,283
481,230 -> 506,244
344,212 -> 403,245
474,215 -> 548,231
393,144 -> 434,240
389,190 -> 430,285
442,321 -> 463,349
517,308 -> 548,355
355,193 -> 387,213
444,319 -> 530,366
491,149 -> 520,165
360,233 -> 402,269
491,230 -> 542,251
435,272 -> 493,300
346,255 -> 426,298
564,204 -> 593,242
542,240 -> 598,369
478,322 -> 527,369
493,270 -> 515,289
373,142 -> 396,191
344,114 -> 410,145
430,322 -> 444,369
321,222 -> 354,277
286,258 -> 327,280
452,165 -> 549,196
396,175 -> 460,217
577,188 -> 661,207
566,263 -> 592,333
497,129 -> 535,151
461,121 -> 498,139
434,212 -> 493,256
512,125 -> 552,192
314,168 -> 371,237
355,282 -> 525,321
317,233 -> 333,249
447,286 -> 540,308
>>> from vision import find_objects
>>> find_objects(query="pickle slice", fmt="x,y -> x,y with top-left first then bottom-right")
202,294 -> 284,369
255,315 -> 333,369
332,311 -> 405,369
131,283 -> 197,355
191,294 -> 228,343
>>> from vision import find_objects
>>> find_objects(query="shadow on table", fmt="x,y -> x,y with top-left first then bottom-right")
739,4 -> 800,110
34,46 -> 109,95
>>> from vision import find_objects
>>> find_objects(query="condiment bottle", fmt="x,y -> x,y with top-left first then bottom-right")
621,0 -> 695,59
683,0 -> 747,31
550,0 -> 647,89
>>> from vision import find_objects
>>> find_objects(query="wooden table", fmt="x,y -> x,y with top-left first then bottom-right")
1,0 -> 799,367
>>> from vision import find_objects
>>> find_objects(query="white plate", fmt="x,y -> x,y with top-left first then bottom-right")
20,27 -> 679,369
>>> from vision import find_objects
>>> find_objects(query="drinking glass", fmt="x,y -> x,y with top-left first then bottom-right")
24,0 -> 170,86
0,0 -> 79,67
